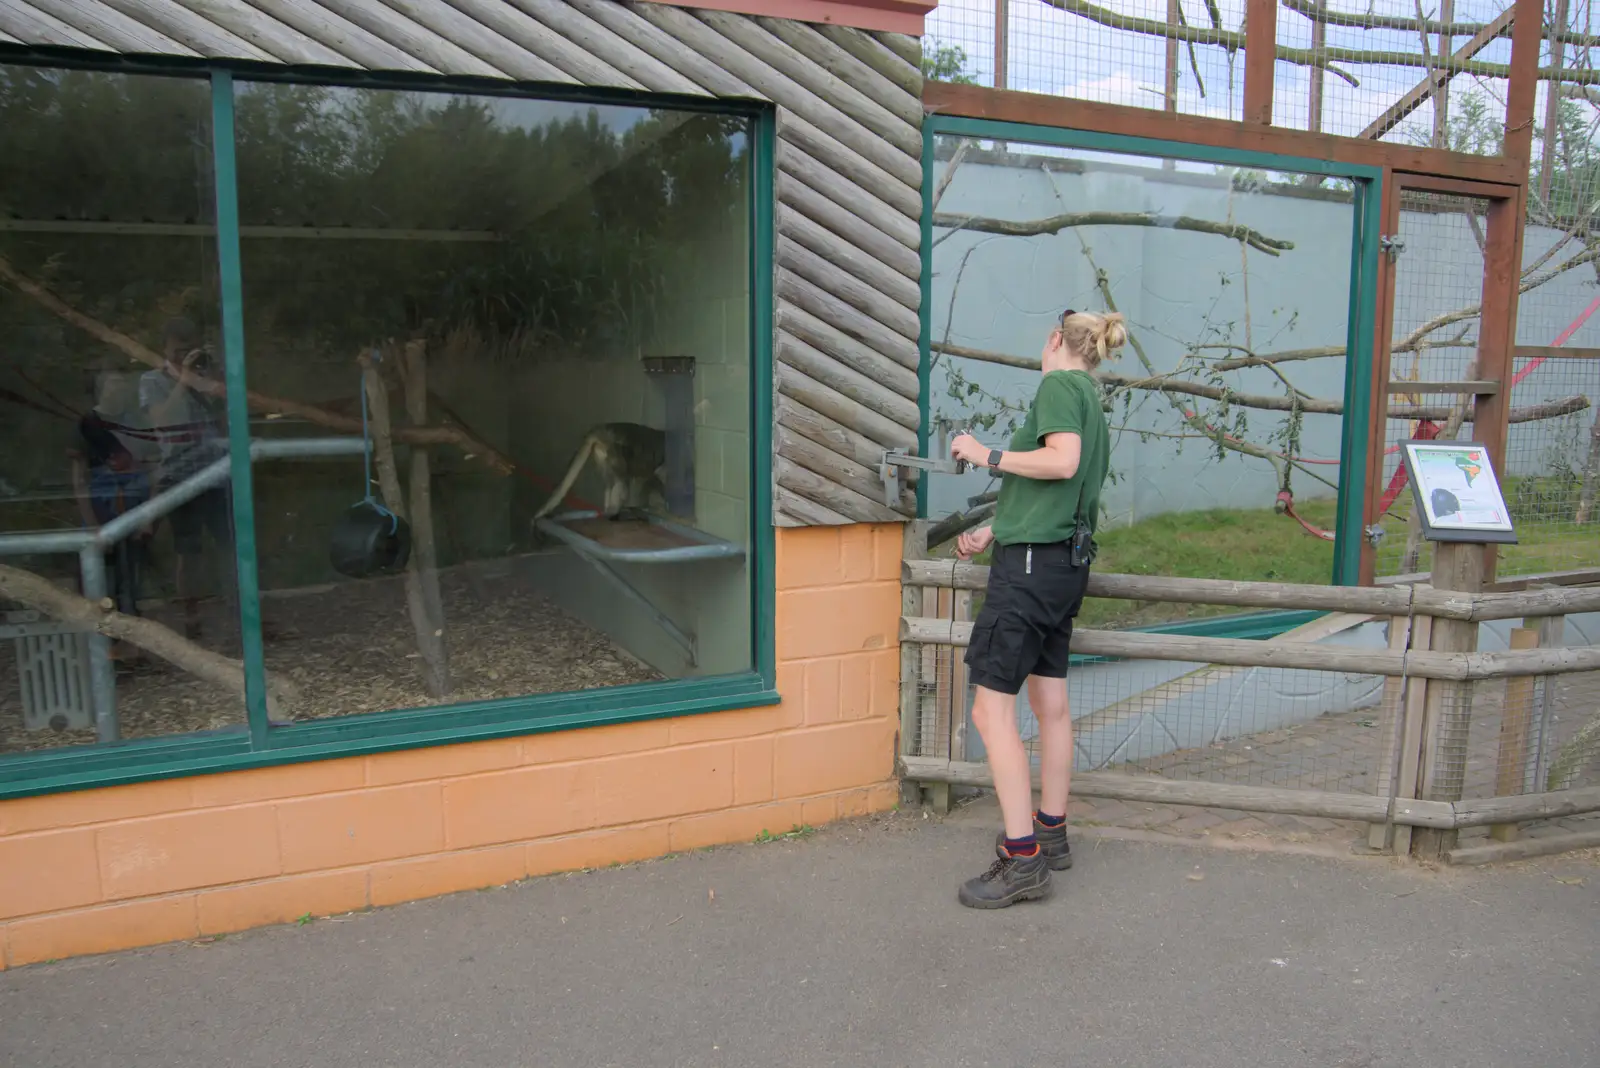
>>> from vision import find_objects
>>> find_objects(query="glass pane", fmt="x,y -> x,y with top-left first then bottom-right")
0,67 -> 239,755
233,83 -> 753,724
929,133 -> 1356,630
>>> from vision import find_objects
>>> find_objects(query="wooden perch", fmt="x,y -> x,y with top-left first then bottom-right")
930,341 -> 1589,423
1041,0 -> 1600,83
933,210 -> 1295,255
400,339 -> 451,696
0,562 -> 301,716
0,255 -> 516,475
360,351 -> 450,700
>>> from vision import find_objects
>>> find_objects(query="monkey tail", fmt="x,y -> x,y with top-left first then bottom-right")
532,435 -> 596,520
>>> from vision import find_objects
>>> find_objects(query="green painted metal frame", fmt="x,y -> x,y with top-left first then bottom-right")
919,115 -> 1384,640
0,60 -> 780,800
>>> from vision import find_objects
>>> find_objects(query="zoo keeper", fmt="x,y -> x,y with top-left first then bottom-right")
946,308 -> 1127,910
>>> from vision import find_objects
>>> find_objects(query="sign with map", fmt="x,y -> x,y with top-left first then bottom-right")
1399,441 -> 1518,544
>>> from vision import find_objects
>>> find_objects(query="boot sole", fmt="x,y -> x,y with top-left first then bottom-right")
957,878 -> 1052,910
1046,853 -> 1074,872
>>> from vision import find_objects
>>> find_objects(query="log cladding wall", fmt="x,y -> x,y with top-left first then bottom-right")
0,0 -> 926,527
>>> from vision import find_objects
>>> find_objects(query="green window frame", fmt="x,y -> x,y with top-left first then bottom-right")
0,58 -> 779,800
918,114 -> 1385,642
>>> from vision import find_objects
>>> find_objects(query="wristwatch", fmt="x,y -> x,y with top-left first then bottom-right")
987,449 -> 1003,470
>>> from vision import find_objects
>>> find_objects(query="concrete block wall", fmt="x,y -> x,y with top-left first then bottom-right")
0,523 -> 904,968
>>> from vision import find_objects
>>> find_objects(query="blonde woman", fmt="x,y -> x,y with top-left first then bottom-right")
947,308 -> 1127,909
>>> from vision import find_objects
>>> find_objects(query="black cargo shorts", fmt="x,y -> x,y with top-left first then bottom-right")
964,540 -> 1091,696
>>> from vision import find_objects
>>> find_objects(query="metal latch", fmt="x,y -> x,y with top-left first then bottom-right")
1380,235 -> 1404,259
880,449 -> 967,506
1365,525 -> 1385,548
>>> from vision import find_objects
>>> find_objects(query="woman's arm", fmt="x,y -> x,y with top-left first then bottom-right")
951,431 -> 1081,481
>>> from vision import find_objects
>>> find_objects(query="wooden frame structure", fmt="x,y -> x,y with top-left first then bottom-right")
923,0 -> 1589,590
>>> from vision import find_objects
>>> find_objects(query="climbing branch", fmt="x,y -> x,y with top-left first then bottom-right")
0,255 -> 517,475
934,210 -> 1295,255
0,563 -> 302,716
931,340 -> 1591,423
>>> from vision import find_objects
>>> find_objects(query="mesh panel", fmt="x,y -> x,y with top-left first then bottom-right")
1276,0 -> 1513,147
1375,190 -> 1494,581
923,0 -> 1249,119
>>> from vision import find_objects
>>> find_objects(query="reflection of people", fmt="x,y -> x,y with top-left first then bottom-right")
946,309 -> 1127,910
68,369 -> 155,645
139,317 -> 234,642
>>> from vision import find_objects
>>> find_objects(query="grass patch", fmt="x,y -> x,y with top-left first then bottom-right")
940,489 -> 1594,630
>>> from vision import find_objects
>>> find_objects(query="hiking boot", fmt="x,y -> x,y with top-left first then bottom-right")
994,818 -> 1073,871
958,843 -> 1052,910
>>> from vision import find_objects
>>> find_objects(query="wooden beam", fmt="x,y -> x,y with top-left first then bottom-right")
1503,0 -> 1545,171
1411,541 -> 1484,858
899,757 -> 1458,827
923,82 -> 1526,186
1363,170 -> 1402,587
1383,380 -> 1501,394
1358,7 -> 1516,140
1243,0 -> 1277,123
1451,783 -> 1600,827
1446,829 -> 1600,865
1477,189 -> 1526,584
1514,345 -> 1600,360
1489,626 -> 1540,840
1538,0 -> 1572,202
1392,173 -> 1520,199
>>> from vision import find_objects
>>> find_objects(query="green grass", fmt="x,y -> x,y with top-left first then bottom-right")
944,490 -> 1595,631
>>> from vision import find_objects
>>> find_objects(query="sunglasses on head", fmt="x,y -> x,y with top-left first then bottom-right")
1057,308 -> 1077,328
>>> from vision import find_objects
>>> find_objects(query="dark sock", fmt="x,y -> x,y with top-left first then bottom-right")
1003,834 -> 1039,857
1036,810 -> 1066,828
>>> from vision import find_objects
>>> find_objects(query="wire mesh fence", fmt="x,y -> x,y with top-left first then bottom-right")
1375,190 -> 1495,580
1275,0 -> 1513,146
923,0 -> 1249,119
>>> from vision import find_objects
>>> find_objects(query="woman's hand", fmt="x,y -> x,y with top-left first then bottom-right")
956,525 -> 994,561
949,432 -> 990,467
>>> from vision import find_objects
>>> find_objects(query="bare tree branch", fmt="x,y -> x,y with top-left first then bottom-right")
933,210 -> 1295,255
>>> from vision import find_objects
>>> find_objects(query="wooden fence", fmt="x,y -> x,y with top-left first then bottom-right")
898,530 -> 1600,866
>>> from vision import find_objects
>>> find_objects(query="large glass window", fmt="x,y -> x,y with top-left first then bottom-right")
928,130 -> 1363,631
0,66 -> 759,764
232,83 -> 754,725
0,69 -> 237,754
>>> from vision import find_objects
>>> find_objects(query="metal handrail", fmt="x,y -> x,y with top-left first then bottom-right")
0,437 -> 367,743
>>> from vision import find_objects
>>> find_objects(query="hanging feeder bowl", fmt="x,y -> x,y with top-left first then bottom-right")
330,500 -> 412,579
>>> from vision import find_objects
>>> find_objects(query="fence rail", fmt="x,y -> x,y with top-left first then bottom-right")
898,540 -> 1600,865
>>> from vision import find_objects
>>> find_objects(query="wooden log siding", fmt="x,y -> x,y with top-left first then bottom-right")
1,1 -> 925,528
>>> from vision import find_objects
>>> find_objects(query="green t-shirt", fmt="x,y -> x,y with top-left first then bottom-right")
989,369 -> 1109,547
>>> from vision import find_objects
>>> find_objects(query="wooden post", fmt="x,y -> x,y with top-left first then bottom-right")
401,340 -> 450,696
993,0 -> 1008,91
1432,0 -> 1454,148
360,351 -> 450,699
1529,608 -> 1566,792
1243,0 -> 1278,124
925,581 -> 953,814
1362,170 -> 1401,586
1306,0 -> 1325,133
1366,613 -> 1414,850
898,521 -> 927,764
1474,190 -> 1525,584
1411,542 -> 1487,858
950,587 -> 972,762
1537,0 -> 1571,205
1490,626 -> 1541,841
1503,0 -> 1545,172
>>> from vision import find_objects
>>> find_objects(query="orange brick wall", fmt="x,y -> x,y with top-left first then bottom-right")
0,523 -> 905,968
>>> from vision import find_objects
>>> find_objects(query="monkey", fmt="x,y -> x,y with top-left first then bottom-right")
533,422 -> 668,522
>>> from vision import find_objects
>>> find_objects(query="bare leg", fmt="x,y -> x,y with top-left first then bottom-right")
970,684 -> 1035,839
1029,674 -> 1073,818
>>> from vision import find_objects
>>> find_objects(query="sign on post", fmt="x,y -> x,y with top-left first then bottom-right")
1399,440 -> 1518,544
